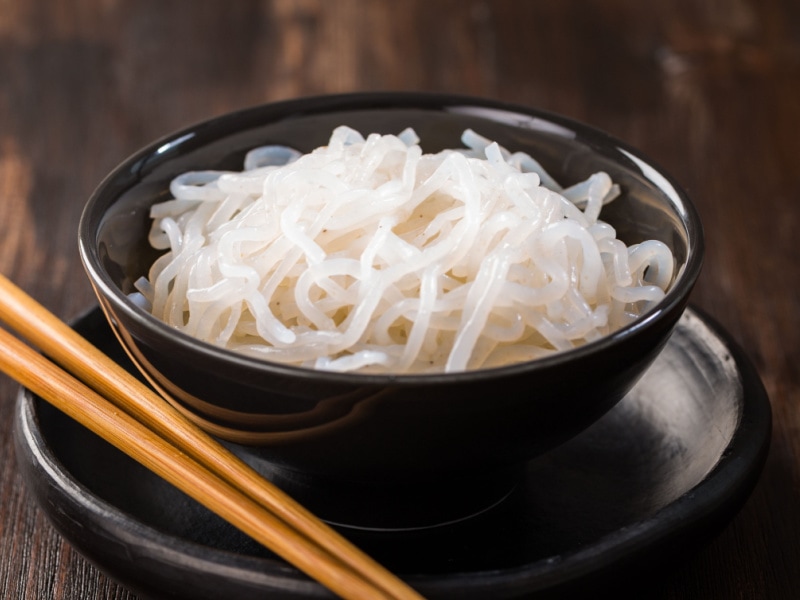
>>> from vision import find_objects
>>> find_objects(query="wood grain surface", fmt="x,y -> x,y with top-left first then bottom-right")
1,1 -> 798,598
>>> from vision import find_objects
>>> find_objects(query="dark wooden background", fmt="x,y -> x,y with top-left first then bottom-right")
1,1 -> 798,598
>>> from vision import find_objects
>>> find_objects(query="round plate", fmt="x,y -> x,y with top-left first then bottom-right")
13,306 -> 770,599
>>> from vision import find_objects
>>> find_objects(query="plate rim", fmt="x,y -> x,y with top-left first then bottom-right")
13,305 -> 772,598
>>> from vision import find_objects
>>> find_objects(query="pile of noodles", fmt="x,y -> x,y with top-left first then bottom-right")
133,126 -> 674,373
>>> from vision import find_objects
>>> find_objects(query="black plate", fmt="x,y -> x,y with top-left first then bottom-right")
13,306 -> 770,599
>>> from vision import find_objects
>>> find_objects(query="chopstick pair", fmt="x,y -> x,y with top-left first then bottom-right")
0,274 -> 423,600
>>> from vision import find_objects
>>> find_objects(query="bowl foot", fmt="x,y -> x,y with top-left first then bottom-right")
229,447 -> 522,531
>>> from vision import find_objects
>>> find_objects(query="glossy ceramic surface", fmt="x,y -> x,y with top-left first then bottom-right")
79,93 -> 704,523
14,307 -> 769,598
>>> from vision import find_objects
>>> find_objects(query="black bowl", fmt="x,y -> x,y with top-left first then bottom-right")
79,93 -> 703,529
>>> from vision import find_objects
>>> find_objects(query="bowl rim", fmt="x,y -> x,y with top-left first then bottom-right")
78,91 -> 705,385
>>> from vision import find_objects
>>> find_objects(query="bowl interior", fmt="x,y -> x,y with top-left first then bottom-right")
89,97 -> 698,322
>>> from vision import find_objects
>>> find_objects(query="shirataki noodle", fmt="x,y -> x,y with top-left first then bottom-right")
133,127 -> 675,373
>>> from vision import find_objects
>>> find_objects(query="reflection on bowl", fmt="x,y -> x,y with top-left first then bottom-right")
79,93 -> 703,529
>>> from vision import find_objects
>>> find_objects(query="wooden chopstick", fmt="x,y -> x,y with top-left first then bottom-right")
0,327 -> 382,598
0,275 -> 423,600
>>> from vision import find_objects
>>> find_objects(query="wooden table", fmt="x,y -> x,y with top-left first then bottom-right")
1,1 -> 797,597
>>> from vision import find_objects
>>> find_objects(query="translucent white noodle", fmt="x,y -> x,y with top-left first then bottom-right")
136,126 -> 676,373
